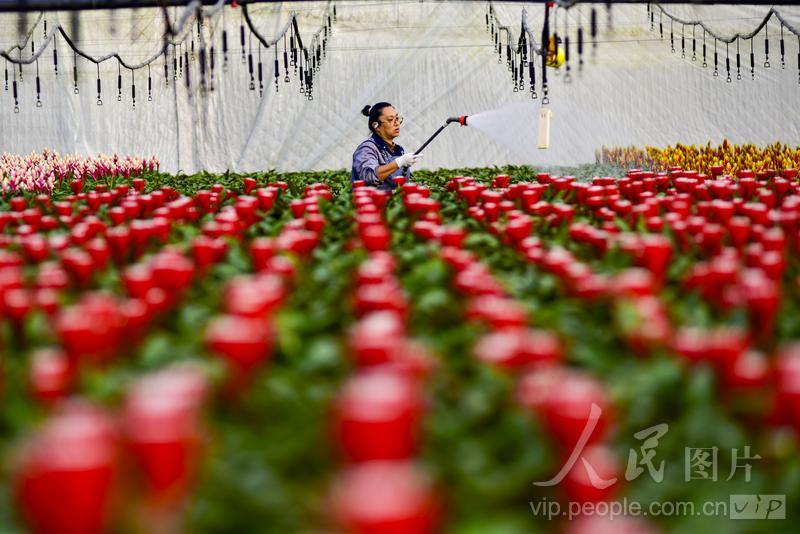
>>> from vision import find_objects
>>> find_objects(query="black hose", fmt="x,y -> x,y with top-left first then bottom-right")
414,115 -> 468,154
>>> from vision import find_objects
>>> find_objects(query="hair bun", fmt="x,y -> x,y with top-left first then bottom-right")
361,105 -> 371,117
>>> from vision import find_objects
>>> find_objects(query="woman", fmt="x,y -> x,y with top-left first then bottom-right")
351,102 -> 421,191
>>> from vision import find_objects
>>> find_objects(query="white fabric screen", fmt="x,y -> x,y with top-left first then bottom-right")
1,2 -> 799,174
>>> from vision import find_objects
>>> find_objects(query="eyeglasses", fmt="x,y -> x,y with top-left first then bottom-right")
379,115 -> 404,125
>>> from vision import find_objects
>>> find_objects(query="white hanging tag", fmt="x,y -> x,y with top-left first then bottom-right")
538,107 -> 553,149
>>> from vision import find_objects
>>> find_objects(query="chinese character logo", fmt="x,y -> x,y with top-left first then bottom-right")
536,405 -> 669,490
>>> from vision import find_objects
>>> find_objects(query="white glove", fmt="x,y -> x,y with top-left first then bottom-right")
395,152 -> 422,169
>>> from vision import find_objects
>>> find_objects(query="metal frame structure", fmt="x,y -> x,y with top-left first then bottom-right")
1,0 -> 800,14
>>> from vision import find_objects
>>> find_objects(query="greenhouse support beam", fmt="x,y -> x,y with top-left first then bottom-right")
2,0 -> 800,13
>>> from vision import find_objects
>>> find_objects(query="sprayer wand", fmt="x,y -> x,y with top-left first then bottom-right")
414,115 -> 468,155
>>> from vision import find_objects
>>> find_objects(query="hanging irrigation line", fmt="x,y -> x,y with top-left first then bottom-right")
490,1 -> 597,104
241,0 -> 334,100
0,0 -> 337,110
651,2 -> 800,83
488,1 -> 542,100
0,0 -> 318,74
520,5 -> 544,100
242,4 -> 298,48
0,0 -> 223,67
651,3 -> 800,43
2,12 -> 45,55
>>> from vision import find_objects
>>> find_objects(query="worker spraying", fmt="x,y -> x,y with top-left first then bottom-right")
351,98 -> 550,192
350,102 -> 421,192
350,101 -> 469,192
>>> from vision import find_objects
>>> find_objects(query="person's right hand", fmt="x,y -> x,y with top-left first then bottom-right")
394,153 -> 422,169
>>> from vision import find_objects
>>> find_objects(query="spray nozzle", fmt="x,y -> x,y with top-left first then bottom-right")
446,115 -> 468,126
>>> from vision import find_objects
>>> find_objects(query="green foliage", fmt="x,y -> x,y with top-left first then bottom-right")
0,163 -> 795,533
